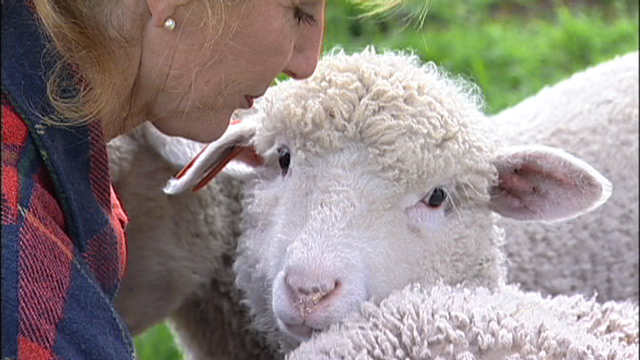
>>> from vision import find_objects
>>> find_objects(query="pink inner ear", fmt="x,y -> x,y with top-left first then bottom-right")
235,147 -> 263,167
192,146 -> 243,192
490,147 -> 611,222
492,160 -> 571,217
498,162 -> 572,200
191,146 -> 261,192
496,173 -> 528,209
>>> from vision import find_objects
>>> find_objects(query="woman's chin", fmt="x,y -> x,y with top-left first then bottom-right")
151,118 -> 228,143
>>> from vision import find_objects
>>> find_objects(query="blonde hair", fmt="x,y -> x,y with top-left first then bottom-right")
33,0 -> 124,127
351,0 -> 431,27
32,0 -> 227,134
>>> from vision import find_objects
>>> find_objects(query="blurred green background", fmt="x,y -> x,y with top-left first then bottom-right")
134,0 -> 638,359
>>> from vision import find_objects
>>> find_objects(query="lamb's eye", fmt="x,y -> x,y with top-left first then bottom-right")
426,188 -> 447,208
278,146 -> 291,176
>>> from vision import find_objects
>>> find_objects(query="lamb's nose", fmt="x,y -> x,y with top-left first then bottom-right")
285,273 -> 339,319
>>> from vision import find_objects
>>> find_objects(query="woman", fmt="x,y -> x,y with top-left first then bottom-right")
1,0 -> 325,358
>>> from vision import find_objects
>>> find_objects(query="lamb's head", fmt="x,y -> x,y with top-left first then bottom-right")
164,49 -> 611,348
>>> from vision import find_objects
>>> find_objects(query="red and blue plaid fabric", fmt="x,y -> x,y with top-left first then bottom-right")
2,1 -> 135,359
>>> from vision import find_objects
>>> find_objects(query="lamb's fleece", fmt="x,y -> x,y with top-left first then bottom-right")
287,284 -> 639,360
108,129 -> 276,359
492,51 -> 639,302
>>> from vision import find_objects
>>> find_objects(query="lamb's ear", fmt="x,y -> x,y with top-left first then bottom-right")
162,118 -> 262,194
489,145 -> 612,222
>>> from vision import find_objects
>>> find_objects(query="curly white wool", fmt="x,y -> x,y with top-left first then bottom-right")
287,284 -> 639,360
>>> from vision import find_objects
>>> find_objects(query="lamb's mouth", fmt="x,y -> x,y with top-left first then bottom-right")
281,322 -> 323,341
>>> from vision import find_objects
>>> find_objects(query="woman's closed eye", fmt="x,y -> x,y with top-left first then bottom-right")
294,7 -> 316,25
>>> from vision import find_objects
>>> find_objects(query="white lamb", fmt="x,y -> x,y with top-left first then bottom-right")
492,51 -> 639,302
148,48 -> 627,356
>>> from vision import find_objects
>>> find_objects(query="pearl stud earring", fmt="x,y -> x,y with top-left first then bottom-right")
163,17 -> 176,31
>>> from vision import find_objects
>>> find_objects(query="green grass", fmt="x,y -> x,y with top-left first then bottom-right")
134,323 -> 183,360
134,1 -> 638,358
323,0 -> 638,112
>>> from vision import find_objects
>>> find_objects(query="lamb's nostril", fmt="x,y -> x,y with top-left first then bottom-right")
296,287 -> 311,296
284,274 -> 340,319
286,274 -> 336,295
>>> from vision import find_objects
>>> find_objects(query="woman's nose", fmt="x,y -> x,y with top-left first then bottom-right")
284,15 -> 324,79
284,45 -> 321,79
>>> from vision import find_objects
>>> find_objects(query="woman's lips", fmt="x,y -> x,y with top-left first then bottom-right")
244,95 -> 255,108
244,91 -> 267,108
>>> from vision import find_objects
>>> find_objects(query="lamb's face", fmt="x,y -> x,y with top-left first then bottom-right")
235,139 -> 504,344
231,51 -> 504,346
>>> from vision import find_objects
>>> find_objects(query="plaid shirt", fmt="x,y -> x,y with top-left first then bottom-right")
2,1 -> 134,359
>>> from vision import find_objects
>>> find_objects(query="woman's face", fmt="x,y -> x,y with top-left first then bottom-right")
136,0 -> 325,142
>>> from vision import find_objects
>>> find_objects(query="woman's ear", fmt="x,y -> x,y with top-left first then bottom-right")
146,0 -> 191,28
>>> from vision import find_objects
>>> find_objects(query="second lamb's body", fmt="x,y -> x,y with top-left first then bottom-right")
109,129 -> 276,359
493,51 -> 639,302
